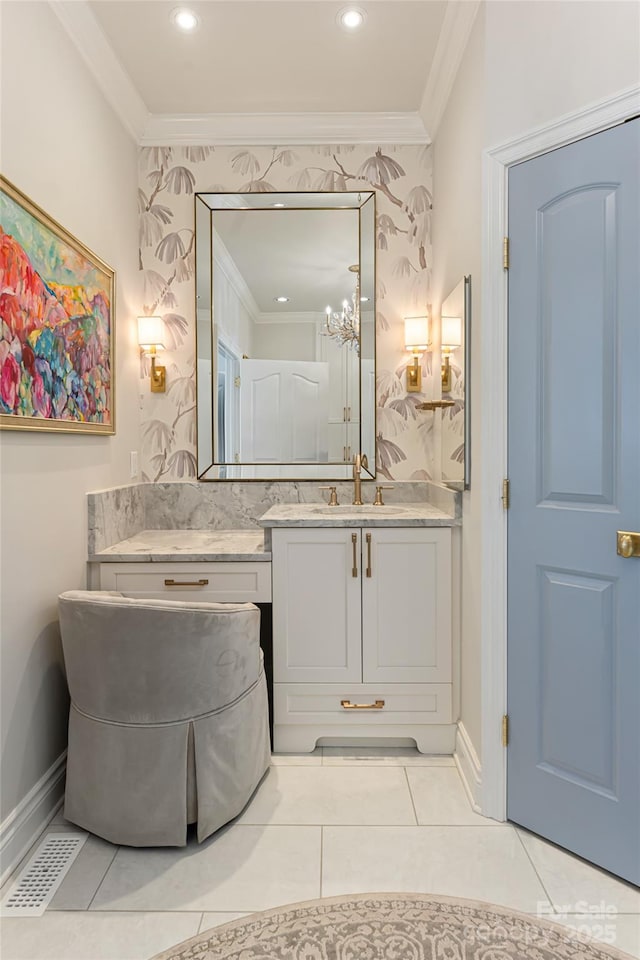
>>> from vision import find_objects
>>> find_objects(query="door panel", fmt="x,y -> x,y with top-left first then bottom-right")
272,528 -> 361,683
538,568 -> 616,794
538,185 -> 617,505
507,119 -> 639,884
362,528 -> 451,683
240,359 -> 328,462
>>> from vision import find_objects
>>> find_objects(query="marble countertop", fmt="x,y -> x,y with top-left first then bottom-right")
91,529 -> 270,563
258,502 -> 459,527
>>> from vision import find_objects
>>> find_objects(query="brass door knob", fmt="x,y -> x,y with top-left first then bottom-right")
620,535 -> 633,558
617,531 -> 640,558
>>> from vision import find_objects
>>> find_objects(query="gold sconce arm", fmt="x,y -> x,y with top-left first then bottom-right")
150,349 -> 166,393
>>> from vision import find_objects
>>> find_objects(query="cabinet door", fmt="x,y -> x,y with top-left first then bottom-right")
272,527 -> 362,683
362,528 -> 451,683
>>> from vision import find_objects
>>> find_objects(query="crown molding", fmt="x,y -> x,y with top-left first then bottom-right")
419,0 -> 481,140
49,0 -> 430,146
49,0 -> 149,142
141,112 -> 429,146
256,312 -> 320,325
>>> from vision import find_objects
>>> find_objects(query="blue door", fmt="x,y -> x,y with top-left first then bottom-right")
507,119 -> 639,884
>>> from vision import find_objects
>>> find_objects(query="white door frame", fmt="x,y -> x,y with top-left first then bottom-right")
479,84 -> 640,821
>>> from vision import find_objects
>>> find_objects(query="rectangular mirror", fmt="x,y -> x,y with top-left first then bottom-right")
195,191 -> 376,481
440,274 -> 471,489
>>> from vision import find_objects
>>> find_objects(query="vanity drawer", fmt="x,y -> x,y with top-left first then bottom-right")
99,561 -> 271,603
274,682 -> 452,725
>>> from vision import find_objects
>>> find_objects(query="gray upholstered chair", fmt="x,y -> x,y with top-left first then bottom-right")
58,590 -> 270,847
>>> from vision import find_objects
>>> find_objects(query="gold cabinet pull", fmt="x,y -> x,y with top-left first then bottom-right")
366,531 -> 372,578
351,533 -> 358,577
341,699 -> 385,710
617,530 -> 640,558
164,578 -> 209,587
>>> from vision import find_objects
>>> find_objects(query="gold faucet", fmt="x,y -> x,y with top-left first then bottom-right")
352,452 -> 369,505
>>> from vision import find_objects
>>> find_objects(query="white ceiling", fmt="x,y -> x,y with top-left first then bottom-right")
215,208 -> 360,312
89,1 -> 447,115
51,0 -> 481,142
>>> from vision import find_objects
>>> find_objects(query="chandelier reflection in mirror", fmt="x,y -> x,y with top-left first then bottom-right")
323,264 -> 360,354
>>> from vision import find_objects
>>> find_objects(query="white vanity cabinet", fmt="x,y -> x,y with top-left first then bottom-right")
271,525 -> 453,753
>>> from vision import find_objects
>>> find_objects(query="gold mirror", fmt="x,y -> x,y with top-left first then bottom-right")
195,191 -> 376,480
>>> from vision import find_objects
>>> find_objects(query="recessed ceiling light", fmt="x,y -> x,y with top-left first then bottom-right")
171,8 -> 199,31
274,296 -> 290,303
272,203 -> 285,208
338,7 -> 365,30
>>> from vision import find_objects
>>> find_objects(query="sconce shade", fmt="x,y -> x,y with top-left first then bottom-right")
137,316 -> 166,350
404,316 -> 430,351
441,316 -> 462,348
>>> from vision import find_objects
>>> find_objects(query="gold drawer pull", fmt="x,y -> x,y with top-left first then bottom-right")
366,531 -> 372,578
351,533 -> 358,578
164,579 -> 209,587
341,699 -> 385,710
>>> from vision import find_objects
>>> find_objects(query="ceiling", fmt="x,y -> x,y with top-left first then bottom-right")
89,1 -> 447,115
215,208 -> 360,313
51,1 -> 481,142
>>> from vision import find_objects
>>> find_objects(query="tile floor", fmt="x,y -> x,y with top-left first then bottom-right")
2,748 -> 639,960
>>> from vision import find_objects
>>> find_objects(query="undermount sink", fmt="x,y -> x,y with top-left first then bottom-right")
312,505 -> 406,516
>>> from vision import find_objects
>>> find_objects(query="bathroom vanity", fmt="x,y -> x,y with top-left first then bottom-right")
260,504 -> 456,753
87,482 -> 460,755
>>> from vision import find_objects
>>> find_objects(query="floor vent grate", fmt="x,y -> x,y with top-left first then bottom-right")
1,832 -> 88,916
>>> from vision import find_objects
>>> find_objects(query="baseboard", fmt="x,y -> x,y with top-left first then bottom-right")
454,722 -> 483,814
0,752 -> 66,887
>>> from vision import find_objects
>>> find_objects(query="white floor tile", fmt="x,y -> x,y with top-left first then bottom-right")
271,749 -> 322,766
49,834 -> 118,910
322,747 -> 455,766
517,829 -> 640,914
546,912 -> 640,959
0,911 -> 201,960
407,767 -> 501,825
198,911 -> 251,933
322,825 -> 551,913
90,825 -> 321,913
236,766 -> 416,825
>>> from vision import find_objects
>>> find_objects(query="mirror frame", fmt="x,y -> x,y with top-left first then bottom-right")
440,274 -> 471,490
194,191 -> 377,481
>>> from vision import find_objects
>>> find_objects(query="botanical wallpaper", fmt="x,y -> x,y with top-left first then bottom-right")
138,143 -> 447,482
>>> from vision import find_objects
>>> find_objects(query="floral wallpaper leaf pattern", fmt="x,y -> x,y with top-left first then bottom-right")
138,143 -> 441,481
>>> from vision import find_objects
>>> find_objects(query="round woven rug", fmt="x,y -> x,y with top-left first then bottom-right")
151,893 -> 634,960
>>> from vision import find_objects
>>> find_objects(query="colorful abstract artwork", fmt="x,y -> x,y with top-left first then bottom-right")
0,177 -> 114,434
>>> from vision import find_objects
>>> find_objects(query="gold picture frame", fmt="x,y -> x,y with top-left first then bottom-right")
0,176 -> 115,434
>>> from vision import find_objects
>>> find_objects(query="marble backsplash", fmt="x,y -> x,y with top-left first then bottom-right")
88,480 -> 460,554
87,483 -> 146,557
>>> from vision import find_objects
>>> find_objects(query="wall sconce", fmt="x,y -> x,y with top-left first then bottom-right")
137,316 -> 166,393
404,316 -> 430,393
441,316 -> 462,393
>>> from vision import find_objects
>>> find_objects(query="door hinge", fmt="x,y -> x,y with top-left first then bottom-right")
234,376 -> 241,388
502,478 -> 510,510
502,714 -> 509,747
503,236 -> 510,270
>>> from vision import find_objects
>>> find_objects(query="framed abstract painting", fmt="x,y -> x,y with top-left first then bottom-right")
0,176 -> 115,434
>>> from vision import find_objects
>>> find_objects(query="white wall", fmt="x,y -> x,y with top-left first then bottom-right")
0,2 -> 140,829
252,322 -> 317,362
430,0 -> 639,766
485,1 -> 640,146
431,4 -> 486,758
